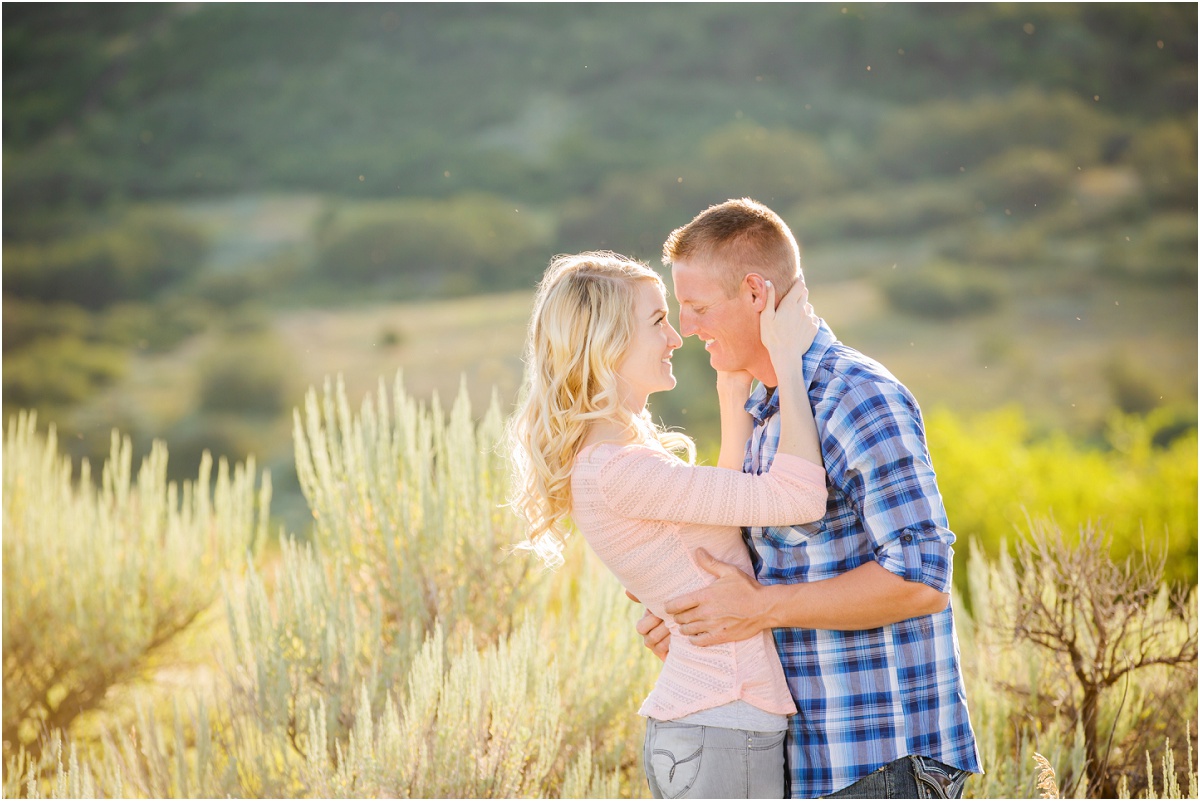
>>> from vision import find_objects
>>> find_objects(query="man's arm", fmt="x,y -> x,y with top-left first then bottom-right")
663,548 -> 948,647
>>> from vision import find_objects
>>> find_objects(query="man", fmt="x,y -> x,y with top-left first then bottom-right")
639,198 -> 982,798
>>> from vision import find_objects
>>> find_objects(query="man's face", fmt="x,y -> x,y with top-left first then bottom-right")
671,258 -> 772,381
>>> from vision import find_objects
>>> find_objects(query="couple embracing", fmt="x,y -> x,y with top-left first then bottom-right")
508,199 -> 982,799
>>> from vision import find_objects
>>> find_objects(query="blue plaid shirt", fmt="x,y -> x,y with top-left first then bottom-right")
743,321 -> 982,797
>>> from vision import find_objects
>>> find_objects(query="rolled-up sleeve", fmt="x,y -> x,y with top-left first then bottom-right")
826,381 -> 957,592
874,525 -> 956,593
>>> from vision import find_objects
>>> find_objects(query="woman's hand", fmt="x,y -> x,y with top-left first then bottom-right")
715,369 -> 754,401
760,279 -> 819,362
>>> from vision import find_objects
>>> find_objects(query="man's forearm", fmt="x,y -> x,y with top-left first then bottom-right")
669,553 -> 950,646
761,561 -> 949,632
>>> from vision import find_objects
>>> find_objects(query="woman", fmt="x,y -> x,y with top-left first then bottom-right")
508,251 -> 826,799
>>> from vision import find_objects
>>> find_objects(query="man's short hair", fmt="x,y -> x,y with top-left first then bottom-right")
662,198 -> 801,297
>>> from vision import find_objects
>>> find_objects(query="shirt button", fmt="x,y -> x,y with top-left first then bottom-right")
902,533 -> 914,543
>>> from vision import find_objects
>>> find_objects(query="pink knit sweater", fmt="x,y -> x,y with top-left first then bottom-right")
570,440 -> 827,721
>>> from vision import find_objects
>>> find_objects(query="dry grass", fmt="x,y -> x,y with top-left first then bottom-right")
273,291 -> 533,416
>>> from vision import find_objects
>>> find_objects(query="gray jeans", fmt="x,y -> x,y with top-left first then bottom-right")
822,755 -> 971,799
644,718 -> 786,799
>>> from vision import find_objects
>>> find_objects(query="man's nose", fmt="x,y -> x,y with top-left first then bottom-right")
678,310 -> 699,338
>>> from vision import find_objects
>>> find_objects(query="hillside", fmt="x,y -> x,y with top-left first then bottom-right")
3,3 -> 1196,493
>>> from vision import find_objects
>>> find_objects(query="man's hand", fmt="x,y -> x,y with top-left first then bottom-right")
664,548 -> 770,646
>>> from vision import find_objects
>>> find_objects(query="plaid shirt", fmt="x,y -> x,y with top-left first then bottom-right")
743,320 -> 982,798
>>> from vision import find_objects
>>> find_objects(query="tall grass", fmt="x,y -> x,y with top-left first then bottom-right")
3,377 -> 1195,798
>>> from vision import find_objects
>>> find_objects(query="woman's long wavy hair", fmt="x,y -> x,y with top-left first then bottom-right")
508,251 -> 695,567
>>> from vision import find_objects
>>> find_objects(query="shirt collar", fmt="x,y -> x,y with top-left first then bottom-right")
743,319 -> 835,426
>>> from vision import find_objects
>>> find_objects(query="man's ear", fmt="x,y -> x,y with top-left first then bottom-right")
744,274 -> 768,311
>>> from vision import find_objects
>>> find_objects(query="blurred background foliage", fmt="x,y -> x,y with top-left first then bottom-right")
3,0 -> 1195,565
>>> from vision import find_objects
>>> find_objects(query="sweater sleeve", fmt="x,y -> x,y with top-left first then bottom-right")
596,445 -> 827,528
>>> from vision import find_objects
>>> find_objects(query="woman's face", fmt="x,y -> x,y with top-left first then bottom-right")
616,280 -> 683,411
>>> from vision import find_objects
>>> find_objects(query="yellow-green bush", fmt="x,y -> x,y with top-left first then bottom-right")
928,406 -> 1198,590
1,412 -> 270,758
293,373 -> 545,644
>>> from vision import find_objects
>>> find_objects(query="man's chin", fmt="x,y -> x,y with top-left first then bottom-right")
708,356 -> 733,372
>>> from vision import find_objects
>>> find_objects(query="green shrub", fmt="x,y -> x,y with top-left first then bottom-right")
314,194 -> 549,292
974,147 -> 1076,211
872,89 -> 1117,180
1099,212 -> 1198,284
2,210 -> 207,309
1,337 -> 126,409
1,412 -> 270,757
692,123 -> 843,206
1,299 -> 92,353
1121,116 -> 1198,208
788,181 -> 977,242
879,260 -> 1005,319
96,299 -> 210,352
934,222 -> 1048,268
554,171 -> 697,260
196,332 -> 299,416
1105,350 -> 1166,415
3,297 -> 208,359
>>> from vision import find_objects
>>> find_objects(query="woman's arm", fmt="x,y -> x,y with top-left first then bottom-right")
716,371 -> 754,470
597,445 -> 826,529
759,281 -> 822,469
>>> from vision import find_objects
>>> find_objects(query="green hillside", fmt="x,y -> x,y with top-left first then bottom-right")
3,2 -> 1196,484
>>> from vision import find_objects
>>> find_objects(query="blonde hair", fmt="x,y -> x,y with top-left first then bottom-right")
508,251 -> 695,567
662,197 -> 801,297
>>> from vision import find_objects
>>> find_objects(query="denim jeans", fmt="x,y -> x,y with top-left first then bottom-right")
644,718 -> 786,799
822,755 -> 971,799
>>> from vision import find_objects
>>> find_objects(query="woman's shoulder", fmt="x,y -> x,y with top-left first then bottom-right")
576,439 -> 667,464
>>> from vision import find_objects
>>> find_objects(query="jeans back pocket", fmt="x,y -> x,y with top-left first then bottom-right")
646,722 -> 706,799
